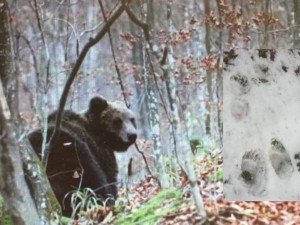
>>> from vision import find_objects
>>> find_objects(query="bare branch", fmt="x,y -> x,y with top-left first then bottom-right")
19,34 -> 39,86
32,0 -> 47,50
98,0 -> 159,185
124,4 -> 150,42
124,4 -> 169,116
98,0 -> 129,107
134,142 -> 161,187
45,1 -> 129,165
160,46 -> 168,65
79,21 -> 103,37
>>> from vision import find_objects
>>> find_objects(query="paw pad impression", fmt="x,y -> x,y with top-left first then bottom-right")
241,149 -> 266,195
269,138 -> 294,179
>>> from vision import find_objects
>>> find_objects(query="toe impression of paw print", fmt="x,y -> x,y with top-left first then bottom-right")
230,73 -> 251,96
269,138 -> 294,179
294,153 -> 300,172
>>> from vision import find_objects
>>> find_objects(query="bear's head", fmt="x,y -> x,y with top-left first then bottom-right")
86,96 -> 137,151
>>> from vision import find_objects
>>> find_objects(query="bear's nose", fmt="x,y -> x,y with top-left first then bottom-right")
128,133 -> 137,143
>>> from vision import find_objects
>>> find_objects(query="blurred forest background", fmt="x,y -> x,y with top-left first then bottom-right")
8,0 -> 227,185
1,0 -> 300,224
7,0 -> 298,180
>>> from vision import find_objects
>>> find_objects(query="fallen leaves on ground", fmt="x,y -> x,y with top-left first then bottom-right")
71,150 -> 300,224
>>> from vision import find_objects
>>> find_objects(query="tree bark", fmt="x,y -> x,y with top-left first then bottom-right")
0,0 -> 16,120
0,82 -> 40,225
161,0 -> 206,217
204,0 -> 212,136
140,0 -> 162,176
294,0 -> 300,48
0,1 -> 61,224
131,1 -> 150,139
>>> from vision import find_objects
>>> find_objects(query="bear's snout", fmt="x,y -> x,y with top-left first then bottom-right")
128,133 -> 137,143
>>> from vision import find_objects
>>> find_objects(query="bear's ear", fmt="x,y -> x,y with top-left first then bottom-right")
89,96 -> 108,114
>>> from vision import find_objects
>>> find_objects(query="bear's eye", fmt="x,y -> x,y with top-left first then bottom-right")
130,118 -> 136,127
113,117 -> 122,129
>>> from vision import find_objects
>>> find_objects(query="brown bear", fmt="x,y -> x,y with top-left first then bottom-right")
28,96 -> 137,217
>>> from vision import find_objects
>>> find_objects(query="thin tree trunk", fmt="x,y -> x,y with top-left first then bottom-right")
263,0 -> 270,47
162,0 -> 206,217
0,0 -> 17,120
204,0 -> 212,136
131,21 -> 150,139
216,0 -> 224,144
294,0 -> 300,48
141,0 -> 162,175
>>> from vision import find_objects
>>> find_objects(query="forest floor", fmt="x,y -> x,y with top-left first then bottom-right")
70,150 -> 300,225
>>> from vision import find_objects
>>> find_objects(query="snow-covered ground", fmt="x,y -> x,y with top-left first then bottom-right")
224,49 -> 300,201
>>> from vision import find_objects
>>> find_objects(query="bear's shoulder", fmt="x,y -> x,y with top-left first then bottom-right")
48,110 -> 88,129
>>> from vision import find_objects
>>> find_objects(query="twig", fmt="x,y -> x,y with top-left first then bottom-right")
97,0 -> 157,181
19,34 -> 39,90
123,3 -> 177,188
44,17 -> 78,43
133,142 -> 161,187
97,1 -> 159,184
32,0 -> 47,51
32,0 -> 51,164
124,4 -> 169,116
124,5 -> 150,42
98,0 -> 129,108
65,1 -> 71,61
79,21 -> 103,37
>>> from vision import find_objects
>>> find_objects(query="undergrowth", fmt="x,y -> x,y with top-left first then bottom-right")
114,188 -> 185,225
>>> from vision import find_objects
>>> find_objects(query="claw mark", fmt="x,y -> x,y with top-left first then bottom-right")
294,153 -> 300,172
251,77 -> 269,85
229,74 -> 251,96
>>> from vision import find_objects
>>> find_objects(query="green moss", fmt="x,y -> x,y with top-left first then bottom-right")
208,168 -> 223,182
0,195 -> 13,225
114,188 -> 185,225
60,216 -> 71,225
46,187 -> 62,212
28,154 -> 62,218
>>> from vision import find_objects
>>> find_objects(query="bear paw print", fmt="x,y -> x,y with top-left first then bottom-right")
240,149 -> 266,196
230,98 -> 249,121
229,74 -> 250,96
269,138 -> 294,179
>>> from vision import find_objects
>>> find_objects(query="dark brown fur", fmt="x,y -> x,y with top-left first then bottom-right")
28,96 -> 137,217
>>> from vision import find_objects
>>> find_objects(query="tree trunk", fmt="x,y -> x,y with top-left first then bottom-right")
131,1 -> 150,139
0,0 -> 16,119
0,1 -> 61,224
161,0 -> 206,217
0,82 -> 40,225
141,0 -> 162,175
204,0 -> 212,136
294,0 -> 300,48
